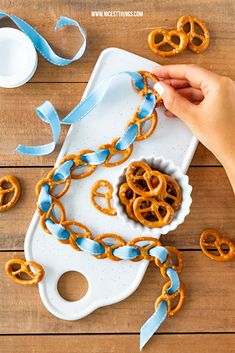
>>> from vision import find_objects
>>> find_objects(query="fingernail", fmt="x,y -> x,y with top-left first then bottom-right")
153,82 -> 165,96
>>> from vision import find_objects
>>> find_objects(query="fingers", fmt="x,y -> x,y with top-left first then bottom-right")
165,101 -> 201,118
153,64 -> 218,91
177,87 -> 204,102
161,78 -> 190,89
154,81 -> 199,122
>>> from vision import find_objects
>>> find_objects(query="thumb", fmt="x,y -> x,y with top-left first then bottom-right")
154,82 -> 197,122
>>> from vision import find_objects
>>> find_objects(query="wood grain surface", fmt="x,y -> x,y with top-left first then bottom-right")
0,0 -> 234,352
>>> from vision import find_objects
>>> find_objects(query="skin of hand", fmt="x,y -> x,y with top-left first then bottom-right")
153,64 -> 235,193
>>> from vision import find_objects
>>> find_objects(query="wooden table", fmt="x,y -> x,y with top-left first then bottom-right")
1,1 -> 235,352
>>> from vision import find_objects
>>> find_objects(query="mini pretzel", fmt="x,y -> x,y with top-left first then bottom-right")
91,180 -> 117,216
39,197 -> 66,234
155,246 -> 183,277
119,182 -> 138,220
119,182 -> 136,206
126,109 -> 158,141
95,234 -> 126,260
155,281 -> 185,317
200,229 -> 235,261
60,220 -> 93,250
133,197 -> 174,228
158,175 -> 182,210
5,258 -> 44,285
60,149 -> 97,179
126,161 -> 166,197
177,15 -> 209,53
128,236 -> 161,261
36,168 -> 71,199
99,138 -> 133,168
132,71 -> 162,105
0,175 -> 21,212
148,28 -> 188,57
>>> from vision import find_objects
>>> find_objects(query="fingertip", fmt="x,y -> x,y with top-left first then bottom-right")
164,110 -> 176,118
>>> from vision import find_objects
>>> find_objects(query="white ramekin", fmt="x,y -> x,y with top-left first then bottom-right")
113,156 -> 192,237
0,27 -> 38,88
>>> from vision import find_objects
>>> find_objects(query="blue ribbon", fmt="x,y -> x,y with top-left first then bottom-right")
0,13 -> 86,66
16,71 -> 156,156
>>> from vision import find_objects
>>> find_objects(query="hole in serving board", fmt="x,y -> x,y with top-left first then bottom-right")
57,271 -> 88,301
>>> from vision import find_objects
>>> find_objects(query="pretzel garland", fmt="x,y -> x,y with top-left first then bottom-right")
7,71 -> 184,349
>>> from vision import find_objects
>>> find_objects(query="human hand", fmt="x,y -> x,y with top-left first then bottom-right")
153,64 -> 235,192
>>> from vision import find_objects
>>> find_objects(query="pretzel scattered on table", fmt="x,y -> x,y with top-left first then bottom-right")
91,179 -> 117,216
148,28 -> 188,57
0,175 -> 21,212
200,229 -> 235,262
148,16 -> 209,56
5,258 -> 44,285
177,15 -> 210,53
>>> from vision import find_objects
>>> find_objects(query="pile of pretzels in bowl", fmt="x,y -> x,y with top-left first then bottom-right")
114,156 -> 193,237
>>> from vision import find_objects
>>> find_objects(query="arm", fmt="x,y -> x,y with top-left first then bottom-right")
153,64 -> 235,193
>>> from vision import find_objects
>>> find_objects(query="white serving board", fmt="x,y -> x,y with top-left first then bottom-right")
25,47 -> 198,320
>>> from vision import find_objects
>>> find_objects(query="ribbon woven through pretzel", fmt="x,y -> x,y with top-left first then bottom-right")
31,71 -> 185,349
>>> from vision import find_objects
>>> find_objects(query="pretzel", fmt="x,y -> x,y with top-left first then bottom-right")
5,258 -> 44,285
132,71 -> 162,105
158,175 -> 182,210
99,138 -> 133,168
0,175 -> 21,212
95,234 -> 126,260
119,182 -> 136,206
148,28 -> 188,57
155,281 -> 185,317
155,246 -> 183,277
126,109 -> 158,141
133,197 -> 174,228
200,229 -> 235,261
36,168 -> 71,199
91,180 -> 117,216
119,182 -> 138,220
128,236 -> 161,261
60,220 -> 93,250
177,15 -> 209,53
39,197 -> 66,234
126,161 -> 166,197
60,149 -> 97,179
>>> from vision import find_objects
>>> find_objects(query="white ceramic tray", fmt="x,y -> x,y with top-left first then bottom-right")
25,47 -> 198,320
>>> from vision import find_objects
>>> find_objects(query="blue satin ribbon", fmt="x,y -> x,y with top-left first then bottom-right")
16,71 -> 156,156
38,184 -> 52,212
0,13 -> 86,66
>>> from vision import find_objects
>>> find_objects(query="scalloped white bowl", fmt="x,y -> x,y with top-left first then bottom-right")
113,156 -> 192,237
